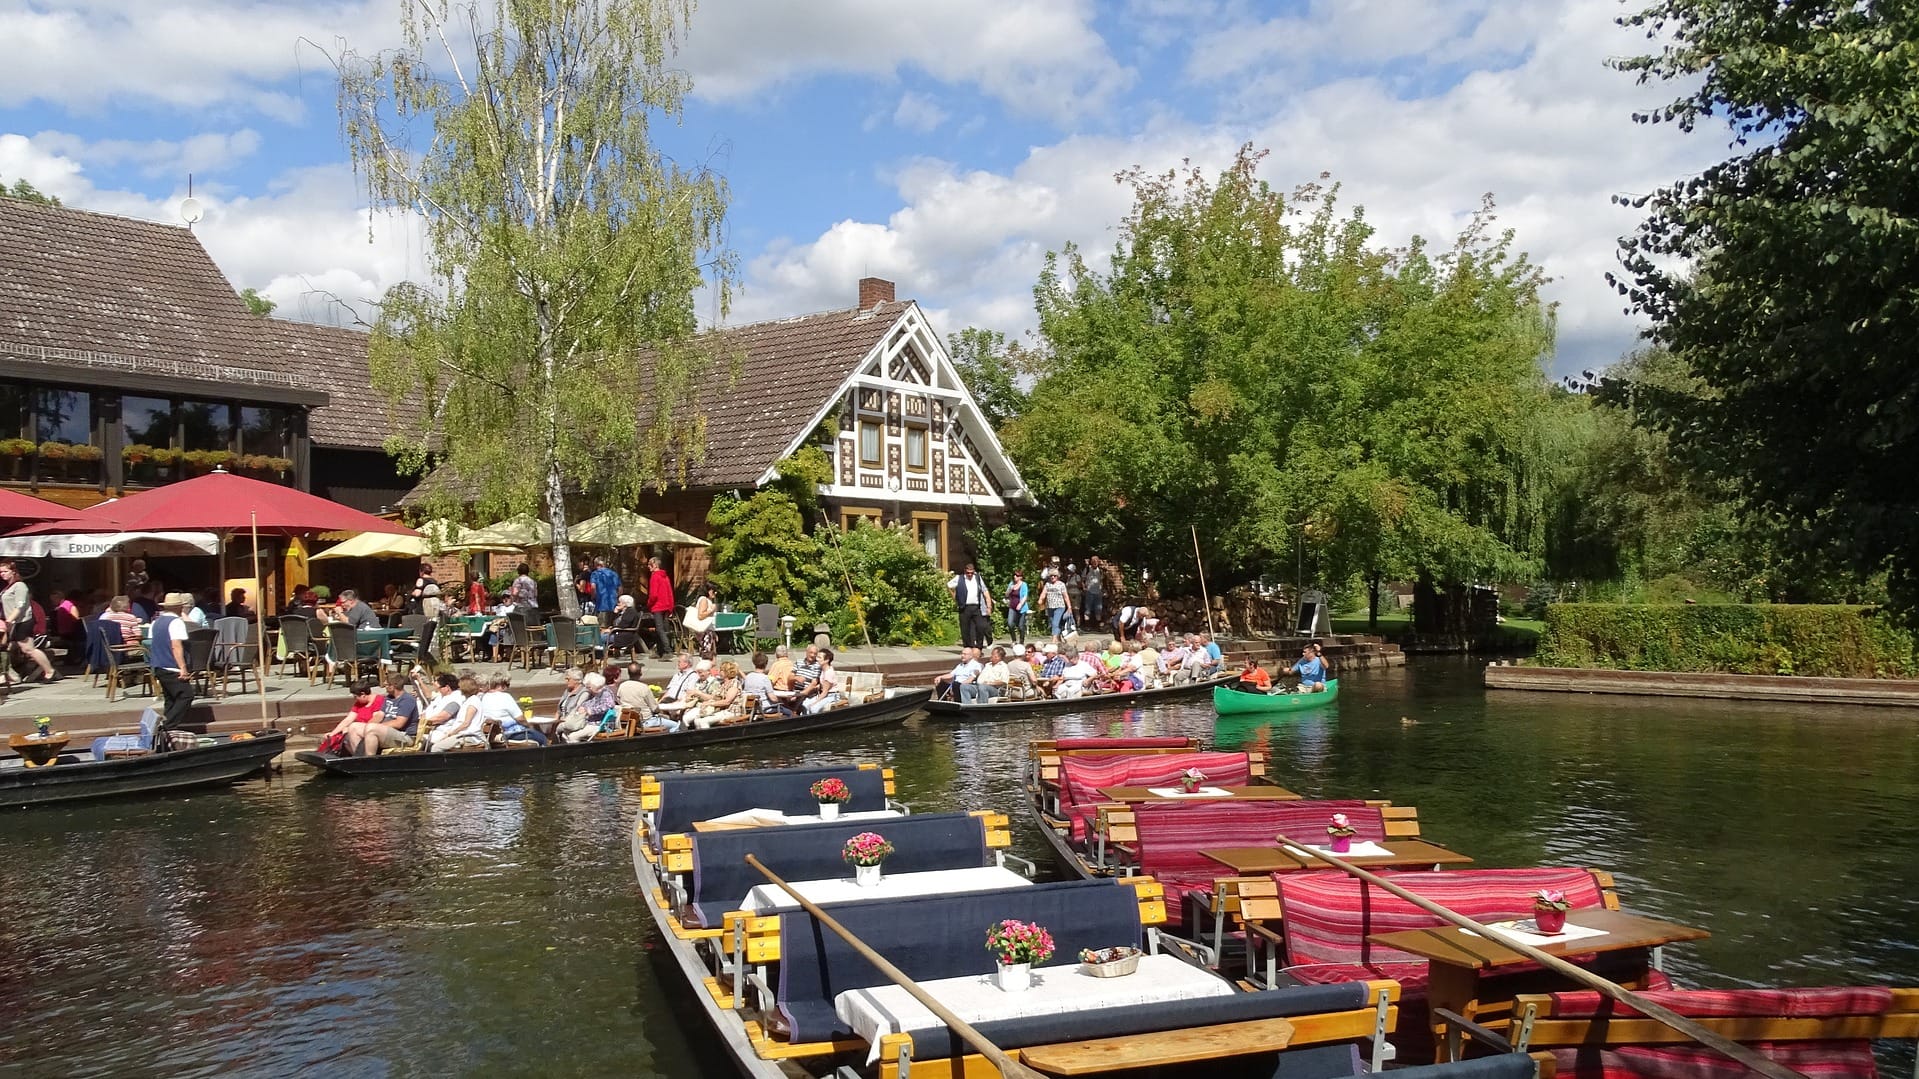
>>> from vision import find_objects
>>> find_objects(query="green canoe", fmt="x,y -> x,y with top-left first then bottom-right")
1212,679 -> 1339,715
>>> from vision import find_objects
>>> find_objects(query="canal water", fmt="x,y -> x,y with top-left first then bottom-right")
2,659 -> 1915,1077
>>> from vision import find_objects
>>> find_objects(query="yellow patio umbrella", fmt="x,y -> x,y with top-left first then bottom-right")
311,519 -> 513,560
461,514 -> 554,549
569,508 -> 708,548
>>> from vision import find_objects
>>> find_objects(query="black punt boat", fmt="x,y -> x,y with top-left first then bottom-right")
922,672 -> 1240,718
296,686 -> 934,777
0,730 -> 287,808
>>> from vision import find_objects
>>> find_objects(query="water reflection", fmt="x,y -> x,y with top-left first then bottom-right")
0,659 -> 1913,1076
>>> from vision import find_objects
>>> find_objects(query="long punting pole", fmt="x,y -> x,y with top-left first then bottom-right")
1272,837 -> 1808,1079
252,513 -> 270,728
744,854 -> 1046,1079
1191,524 -> 1215,636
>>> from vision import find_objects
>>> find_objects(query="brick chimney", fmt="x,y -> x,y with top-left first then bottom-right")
858,277 -> 896,309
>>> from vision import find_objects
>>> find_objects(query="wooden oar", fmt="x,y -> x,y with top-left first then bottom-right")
1272,837 -> 1808,1079
743,854 -> 1046,1079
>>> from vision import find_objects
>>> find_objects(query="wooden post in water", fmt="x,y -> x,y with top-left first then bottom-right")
744,854 -> 1046,1079
1272,837 -> 1809,1079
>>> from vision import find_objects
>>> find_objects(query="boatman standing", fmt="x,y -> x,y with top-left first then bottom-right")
149,591 -> 197,732
948,563 -> 992,650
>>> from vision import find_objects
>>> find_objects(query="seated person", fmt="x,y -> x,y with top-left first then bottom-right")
607,594 -> 643,653
416,671 -> 474,750
1183,634 -> 1220,679
657,654 -> 704,714
321,681 -> 386,756
1035,642 -> 1068,694
742,652 -> 781,716
1004,651 -> 1041,699
801,649 -> 844,714
549,667 -> 590,727
934,647 -> 982,701
685,660 -> 744,727
1289,644 -> 1328,691
478,673 -> 547,745
1053,655 -> 1097,699
224,587 -> 257,622
559,671 -> 619,742
789,644 -> 822,700
356,671 -> 421,754
961,646 -> 1011,703
1237,658 -> 1273,692
331,589 -> 381,631
101,594 -> 144,639
1135,639 -> 1162,686
615,660 -> 658,718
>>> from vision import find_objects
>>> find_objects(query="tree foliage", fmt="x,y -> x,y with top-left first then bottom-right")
1611,0 -> 1919,610
2,179 -> 61,206
336,0 -> 735,616
1003,146 -> 1556,604
239,288 -> 276,317
947,327 -> 1030,429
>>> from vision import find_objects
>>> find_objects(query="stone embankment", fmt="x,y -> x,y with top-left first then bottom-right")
1485,663 -> 1919,708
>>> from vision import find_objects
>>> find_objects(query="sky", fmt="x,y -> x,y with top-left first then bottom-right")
0,0 -> 1727,378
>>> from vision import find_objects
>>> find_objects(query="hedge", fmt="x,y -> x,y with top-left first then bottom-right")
1536,603 -> 1919,679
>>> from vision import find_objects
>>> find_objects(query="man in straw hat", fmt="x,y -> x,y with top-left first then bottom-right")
150,591 -> 197,733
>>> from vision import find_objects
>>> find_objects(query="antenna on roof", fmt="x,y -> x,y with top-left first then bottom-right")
179,173 -> 203,229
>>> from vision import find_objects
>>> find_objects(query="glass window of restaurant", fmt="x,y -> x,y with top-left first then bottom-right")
240,406 -> 291,475
0,382 -> 29,479
120,395 -> 175,485
31,387 -> 100,485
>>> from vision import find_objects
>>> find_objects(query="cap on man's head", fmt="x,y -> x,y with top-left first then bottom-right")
1042,642 -> 1058,653
696,659 -> 713,671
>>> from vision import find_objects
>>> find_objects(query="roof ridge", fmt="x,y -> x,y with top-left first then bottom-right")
712,297 -> 909,333
0,194 -> 194,235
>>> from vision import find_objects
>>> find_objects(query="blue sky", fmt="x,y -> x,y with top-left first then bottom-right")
0,0 -> 1722,377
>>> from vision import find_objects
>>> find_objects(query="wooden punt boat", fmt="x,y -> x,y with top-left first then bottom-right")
0,730 -> 286,808
922,672 -> 1241,719
1212,679 -> 1340,715
630,761 -> 1408,1079
296,687 -> 933,777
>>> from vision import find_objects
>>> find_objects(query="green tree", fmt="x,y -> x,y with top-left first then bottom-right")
1612,0 -> 1919,610
239,288 -> 276,317
815,520 -> 956,647
337,0 -> 735,617
946,327 -> 1029,428
2,179 -> 61,206
1005,146 -> 1556,621
705,447 -> 832,619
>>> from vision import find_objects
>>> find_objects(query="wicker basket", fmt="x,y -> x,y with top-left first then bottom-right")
1078,951 -> 1141,978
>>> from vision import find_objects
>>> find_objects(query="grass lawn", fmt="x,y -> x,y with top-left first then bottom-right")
1330,612 -> 1544,650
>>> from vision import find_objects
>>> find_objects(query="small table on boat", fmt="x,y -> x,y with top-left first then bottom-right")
8,733 -> 69,767
1201,839 -> 1475,874
1368,908 -> 1710,1053
740,865 -> 1031,913
835,953 -> 1240,1064
1099,784 -> 1301,803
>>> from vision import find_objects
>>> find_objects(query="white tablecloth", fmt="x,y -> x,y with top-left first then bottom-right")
1300,840 -> 1393,859
698,807 -> 903,829
740,865 -> 1031,913
1461,919 -> 1608,949
835,953 -> 1235,1063
1145,786 -> 1231,798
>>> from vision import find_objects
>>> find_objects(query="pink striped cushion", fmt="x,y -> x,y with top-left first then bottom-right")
1134,800 -> 1383,880
1542,986 -> 1894,1020
1286,960 -> 1432,993
1277,867 -> 1607,969
1549,1040 -> 1880,1079
1058,751 -> 1252,840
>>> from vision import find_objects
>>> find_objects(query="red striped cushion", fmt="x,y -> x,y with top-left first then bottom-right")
1542,986 -> 1894,1020
1287,960 -> 1432,993
1549,1040 -> 1880,1079
1058,751 -> 1252,840
1277,867 -> 1607,969
1134,800 -> 1383,879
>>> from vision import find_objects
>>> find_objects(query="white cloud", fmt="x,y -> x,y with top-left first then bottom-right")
28,129 -> 264,179
892,92 -> 948,134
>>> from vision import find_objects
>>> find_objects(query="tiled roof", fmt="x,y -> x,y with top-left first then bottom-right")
0,197 -> 280,382
270,320 -> 389,450
400,300 -> 908,504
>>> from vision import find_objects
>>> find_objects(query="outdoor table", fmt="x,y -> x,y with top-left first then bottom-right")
835,953 -> 1238,1064
355,627 -> 415,660
1201,839 -> 1475,874
1367,908 -> 1710,1053
1098,783 -> 1301,803
712,610 -> 753,652
739,865 -> 1031,914
8,733 -> 69,768
691,808 -> 904,832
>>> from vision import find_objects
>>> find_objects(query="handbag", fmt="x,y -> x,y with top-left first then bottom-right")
316,730 -> 348,755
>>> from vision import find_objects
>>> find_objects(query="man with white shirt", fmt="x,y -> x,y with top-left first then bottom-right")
947,563 -> 992,650
934,647 -> 982,701
1053,654 -> 1096,699
657,653 -> 702,718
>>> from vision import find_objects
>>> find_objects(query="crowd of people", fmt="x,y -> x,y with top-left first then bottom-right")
933,631 -> 1233,702
319,640 -> 854,757
948,554 -> 1156,650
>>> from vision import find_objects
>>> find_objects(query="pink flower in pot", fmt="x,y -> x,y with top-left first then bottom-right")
1533,888 -> 1570,934
1326,813 -> 1356,854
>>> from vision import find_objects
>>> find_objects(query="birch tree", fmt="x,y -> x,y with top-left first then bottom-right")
337,0 -> 734,615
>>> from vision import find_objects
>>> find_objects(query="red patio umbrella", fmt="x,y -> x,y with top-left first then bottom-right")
0,488 -> 82,531
8,469 -> 417,538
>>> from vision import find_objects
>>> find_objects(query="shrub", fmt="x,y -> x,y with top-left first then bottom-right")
815,520 -> 957,646
1536,603 -> 1918,678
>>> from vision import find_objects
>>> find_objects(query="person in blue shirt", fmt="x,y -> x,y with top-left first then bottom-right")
1289,643 -> 1328,692
589,557 -> 621,616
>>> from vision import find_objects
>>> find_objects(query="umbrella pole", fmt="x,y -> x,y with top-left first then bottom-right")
253,514 -> 270,729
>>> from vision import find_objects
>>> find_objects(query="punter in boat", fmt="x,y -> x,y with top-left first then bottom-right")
1289,644 -> 1329,692
933,646 -> 982,702
1237,658 -> 1273,692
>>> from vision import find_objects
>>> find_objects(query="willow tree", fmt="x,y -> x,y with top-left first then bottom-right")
337,0 -> 734,615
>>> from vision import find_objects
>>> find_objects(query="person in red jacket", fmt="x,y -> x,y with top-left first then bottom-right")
645,555 -> 675,658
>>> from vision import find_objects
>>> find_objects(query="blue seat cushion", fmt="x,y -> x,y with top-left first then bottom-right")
653,763 -> 890,837
90,708 -> 160,760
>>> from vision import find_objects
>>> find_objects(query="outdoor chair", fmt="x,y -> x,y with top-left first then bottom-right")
505,612 -> 538,669
82,616 -> 108,684
100,621 -> 154,702
184,627 -> 218,696
755,602 -> 779,641
212,616 -> 258,695
277,616 -> 316,679
390,619 -> 434,671
323,623 -> 376,686
546,615 -> 580,670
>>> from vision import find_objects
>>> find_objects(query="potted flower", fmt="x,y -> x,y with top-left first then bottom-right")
518,695 -> 535,720
810,776 -> 851,820
1077,945 -> 1141,978
842,831 -> 894,888
985,919 -> 1054,992
37,440 -> 70,480
266,455 -> 294,480
1326,813 -> 1357,854
0,437 -> 32,479
1533,889 -> 1570,935
149,446 -> 182,479
240,453 -> 270,474
1178,767 -> 1207,794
